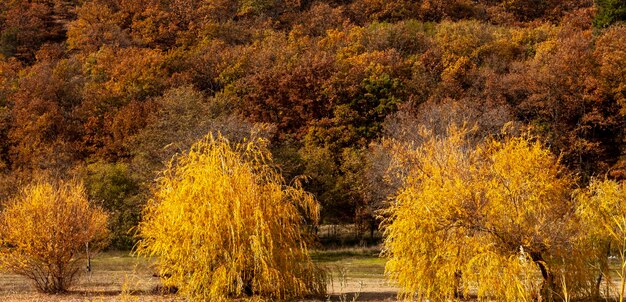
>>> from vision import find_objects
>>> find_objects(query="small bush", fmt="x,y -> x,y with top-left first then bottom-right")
0,180 -> 109,293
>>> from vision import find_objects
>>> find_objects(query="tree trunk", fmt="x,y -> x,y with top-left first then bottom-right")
369,218 -> 376,242
531,252 -> 554,302
595,241 -> 611,299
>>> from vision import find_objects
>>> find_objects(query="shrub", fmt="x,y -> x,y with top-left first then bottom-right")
0,180 -> 109,293
136,134 -> 326,301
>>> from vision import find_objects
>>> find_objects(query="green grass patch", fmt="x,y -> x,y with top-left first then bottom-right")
312,246 -> 382,262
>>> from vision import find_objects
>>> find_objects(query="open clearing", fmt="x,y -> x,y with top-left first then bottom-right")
0,248 -> 398,302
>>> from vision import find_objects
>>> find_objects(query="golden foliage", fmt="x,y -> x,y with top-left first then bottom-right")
136,134 -> 326,301
0,180 -> 109,293
383,125 -> 582,301
576,179 -> 626,300
578,179 -> 626,238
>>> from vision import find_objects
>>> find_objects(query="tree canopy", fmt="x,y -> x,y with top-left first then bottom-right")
383,126 -> 582,301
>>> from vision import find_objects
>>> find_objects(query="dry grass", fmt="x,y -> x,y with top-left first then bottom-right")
0,248 -> 398,301
312,247 -> 397,301
0,251 -> 181,302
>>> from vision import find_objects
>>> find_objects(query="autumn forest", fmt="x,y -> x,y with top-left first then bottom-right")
1,0 -> 626,301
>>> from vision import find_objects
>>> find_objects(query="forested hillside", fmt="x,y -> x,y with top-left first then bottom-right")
1,0 -> 625,248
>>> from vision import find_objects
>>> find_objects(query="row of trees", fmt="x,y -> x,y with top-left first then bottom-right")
7,127 -> 626,301
0,135 -> 326,300
1,0 -> 625,247
0,0 -> 604,62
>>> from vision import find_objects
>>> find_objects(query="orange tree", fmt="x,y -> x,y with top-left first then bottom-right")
136,134 -> 326,301
0,180 -> 109,293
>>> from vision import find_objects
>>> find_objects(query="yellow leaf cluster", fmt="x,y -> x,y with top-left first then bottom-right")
136,134 -> 326,301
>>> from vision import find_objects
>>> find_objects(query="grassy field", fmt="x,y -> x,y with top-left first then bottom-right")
312,247 -> 397,301
0,250 -> 178,302
0,248 -> 398,302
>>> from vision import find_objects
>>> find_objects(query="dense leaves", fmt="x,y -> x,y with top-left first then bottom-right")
0,0 -> 624,243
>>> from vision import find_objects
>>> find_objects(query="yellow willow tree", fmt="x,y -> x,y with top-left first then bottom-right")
0,180 -> 109,293
383,125 -> 589,301
136,134 -> 326,301
576,179 -> 626,301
